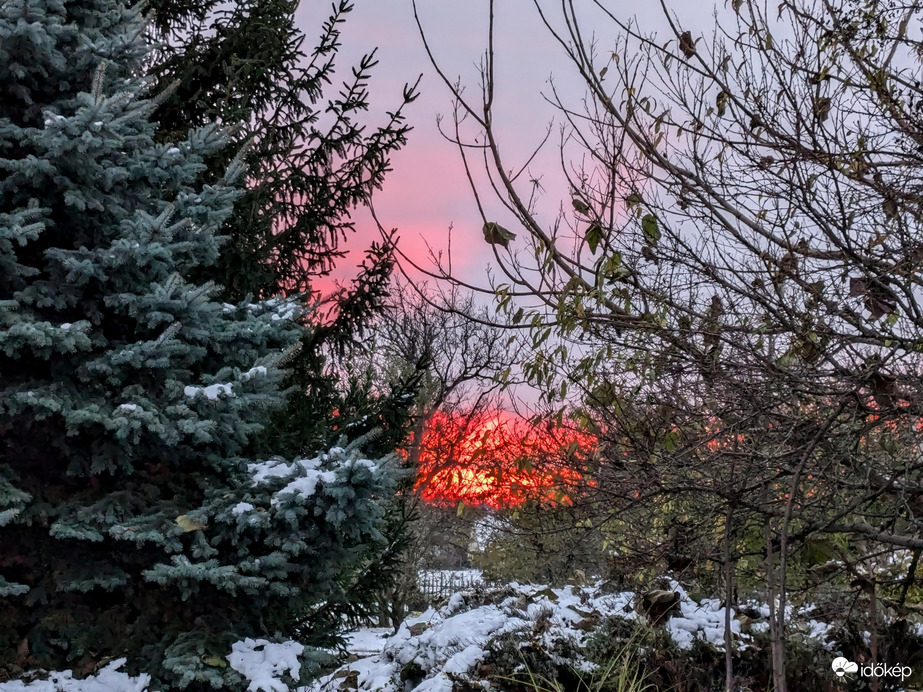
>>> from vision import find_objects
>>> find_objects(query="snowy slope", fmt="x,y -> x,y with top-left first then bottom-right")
1,579 -> 902,691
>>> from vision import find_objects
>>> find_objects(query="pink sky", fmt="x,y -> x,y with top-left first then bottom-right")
294,1 -> 579,290
297,1 -> 710,292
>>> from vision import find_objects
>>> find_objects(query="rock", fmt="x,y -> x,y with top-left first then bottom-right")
637,589 -> 681,624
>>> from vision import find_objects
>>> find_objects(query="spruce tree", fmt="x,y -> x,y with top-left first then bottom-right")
0,0 -> 396,687
145,0 -> 427,627
146,0 -> 423,458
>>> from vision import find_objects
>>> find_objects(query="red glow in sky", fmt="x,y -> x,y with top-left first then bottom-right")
412,410 -> 595,509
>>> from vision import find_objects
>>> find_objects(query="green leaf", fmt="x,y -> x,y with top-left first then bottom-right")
572,198 -> 591,214
483,222 -> 516,248
663,430 -> 679,451
625,193 -> 643,208
586,222 -> 604,254
641,214 -> 661,245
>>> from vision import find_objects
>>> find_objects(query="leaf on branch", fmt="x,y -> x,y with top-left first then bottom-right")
869,372 -> 897,409
850,276 -> 898,320
586,222 -> 604,254
679,31 -> 696,58
483,222 -> 516,248
625,192 -> 643,209
175,515 -> 207,532
814,96 -> 831,123
641,213 -> 661,245
882,195 -> 899,219
572,197 -> 591,214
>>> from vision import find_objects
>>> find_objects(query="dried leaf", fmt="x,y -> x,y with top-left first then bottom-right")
679,31 -> 696,58
482,222 -> 516,248
175,514 -> 206,532
814,96 -> 831,123
850,276 -> 897,319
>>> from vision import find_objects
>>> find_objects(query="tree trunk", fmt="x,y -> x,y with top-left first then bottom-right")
724,505 -> 735,692
766,519 -> 787,692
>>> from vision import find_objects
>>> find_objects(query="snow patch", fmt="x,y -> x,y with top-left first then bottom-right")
227,638 -> 304,692
247,452 -> 377,505
345,628 -> 391,656
665,582 -> 740,650
184,383 -> 233,400
243,366 -> 268,380
0,658 -> 149,692
0,509 -> 20,527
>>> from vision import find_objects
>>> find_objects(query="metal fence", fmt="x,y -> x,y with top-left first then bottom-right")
415,569 -> 486,602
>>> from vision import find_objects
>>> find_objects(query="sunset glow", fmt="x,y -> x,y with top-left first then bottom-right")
412,411 -> 596,509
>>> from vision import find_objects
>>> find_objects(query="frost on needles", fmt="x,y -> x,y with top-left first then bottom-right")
0,0 -> 398,687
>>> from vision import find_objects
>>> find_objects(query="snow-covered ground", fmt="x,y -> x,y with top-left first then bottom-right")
304,580 -> 817,692
2,578 -> 916,692
0,660 -> 149,692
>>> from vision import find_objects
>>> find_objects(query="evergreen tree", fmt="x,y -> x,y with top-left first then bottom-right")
0,0 -> 396,687
146,0 -> 422,459
145,0 -> 427,627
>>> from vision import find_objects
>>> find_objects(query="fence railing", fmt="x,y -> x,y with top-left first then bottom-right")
415,569 -> 487,602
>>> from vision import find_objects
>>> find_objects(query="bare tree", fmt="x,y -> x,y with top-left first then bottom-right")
414,0 -> 923,688
358,280 -> 513,626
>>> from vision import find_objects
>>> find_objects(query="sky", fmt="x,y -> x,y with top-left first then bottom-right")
297,1 -> 715,290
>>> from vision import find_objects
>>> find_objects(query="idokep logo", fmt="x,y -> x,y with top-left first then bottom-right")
831,657 -> 912,682
832,658 -> 858,677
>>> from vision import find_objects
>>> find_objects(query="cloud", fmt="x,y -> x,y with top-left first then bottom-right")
831,657 -> 858,676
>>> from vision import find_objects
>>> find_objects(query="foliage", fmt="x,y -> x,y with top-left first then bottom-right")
471,503 -> 607,587
0,0 -> 400,686
145,0 -> 427,640
147,0 -> 422,458
496,632 -> 653,692
415,0 -> 923,687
